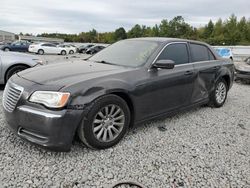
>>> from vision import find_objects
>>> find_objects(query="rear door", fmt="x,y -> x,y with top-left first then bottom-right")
189,43 -> 221,103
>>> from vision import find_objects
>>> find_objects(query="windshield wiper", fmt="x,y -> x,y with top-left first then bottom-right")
94,60 -> 116,65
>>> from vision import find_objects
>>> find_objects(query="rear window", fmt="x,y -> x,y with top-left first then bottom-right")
190,43 -> 215,62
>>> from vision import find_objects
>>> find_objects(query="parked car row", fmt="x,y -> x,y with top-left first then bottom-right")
28,43 -> 77,55
0,40 -> 106,55
78,44 -> 106,54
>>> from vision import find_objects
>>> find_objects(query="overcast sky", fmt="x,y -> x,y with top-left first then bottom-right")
1,0 -> 249,35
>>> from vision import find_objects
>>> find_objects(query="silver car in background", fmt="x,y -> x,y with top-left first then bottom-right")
0,50 -> 43,84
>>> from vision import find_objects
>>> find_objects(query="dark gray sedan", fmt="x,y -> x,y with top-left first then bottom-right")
3,38 -> 234,151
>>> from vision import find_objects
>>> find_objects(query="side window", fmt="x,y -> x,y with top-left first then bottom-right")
42,44 -> 49,47
14,42 -> 21,46
190,43 -> 214,62
158,43 -> 189,65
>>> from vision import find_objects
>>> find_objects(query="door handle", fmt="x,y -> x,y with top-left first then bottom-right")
184,71 -> 193,76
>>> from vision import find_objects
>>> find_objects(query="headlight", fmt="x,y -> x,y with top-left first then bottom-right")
29,91 -> 70,108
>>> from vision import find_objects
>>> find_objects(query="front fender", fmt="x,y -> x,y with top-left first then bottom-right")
65,79 -> 134,109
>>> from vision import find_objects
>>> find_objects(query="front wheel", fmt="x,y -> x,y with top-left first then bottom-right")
4,48 -> 10,52
61,50 -> 66,55
38,49 -> 44,55
208,79 -> 228,108
77,95 -> 130,149
69,50 -> 74,54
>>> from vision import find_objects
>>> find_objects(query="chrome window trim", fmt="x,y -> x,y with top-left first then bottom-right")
149,42 -> 189,71
148,42 -> 219,70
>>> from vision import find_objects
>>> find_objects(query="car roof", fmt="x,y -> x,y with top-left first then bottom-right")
126,37 -> 209,46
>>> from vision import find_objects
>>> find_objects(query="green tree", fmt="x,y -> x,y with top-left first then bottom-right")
159,19 -> 169,37
114,27 -> 127,41
127,24 -> 143,38
203,20 -> 214,38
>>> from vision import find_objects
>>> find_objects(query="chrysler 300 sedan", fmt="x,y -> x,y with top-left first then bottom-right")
3,38 -> 234,151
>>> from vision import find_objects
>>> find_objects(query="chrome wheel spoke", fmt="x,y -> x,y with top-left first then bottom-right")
105,106 -> 109,116
103,129 -> 108,141
111,126 -> 119,134
112,108 -> 121,117
93,124 -> 103,132
114,115 -> 124,121
108,128 -> 114,140
96,128 -> 104,139
113,122 -> 124,127
98,111 -> 105,119
94,119 -> 102,124
109,105 -> 115,116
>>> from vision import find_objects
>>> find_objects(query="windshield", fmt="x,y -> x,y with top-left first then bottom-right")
89,40 -> 160,67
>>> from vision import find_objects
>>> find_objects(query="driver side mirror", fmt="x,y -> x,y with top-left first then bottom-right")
153,59 -> 175,69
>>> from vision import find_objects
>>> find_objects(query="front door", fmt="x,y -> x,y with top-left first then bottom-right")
135,42 -> 195,120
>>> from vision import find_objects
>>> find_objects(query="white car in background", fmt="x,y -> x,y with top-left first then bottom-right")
28,43 -> 68,55
58,44 -> 77,54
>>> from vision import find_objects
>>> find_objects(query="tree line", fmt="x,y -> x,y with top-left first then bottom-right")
36,14 -> 250,45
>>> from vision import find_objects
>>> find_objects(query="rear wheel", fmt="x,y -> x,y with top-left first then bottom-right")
208,78 -> 228,108
69,50 -> 74,54
38,49 -> 44,55
4,47 -> 10,52
5,65 -> 28,82
61,50 -> 66,55
77,94 -> 130,149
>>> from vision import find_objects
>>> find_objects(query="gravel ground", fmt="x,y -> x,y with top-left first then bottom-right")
0,66 -> 249,187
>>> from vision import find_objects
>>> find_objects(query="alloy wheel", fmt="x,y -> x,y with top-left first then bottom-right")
92,104 -> 125,142
215,82 -> 227,104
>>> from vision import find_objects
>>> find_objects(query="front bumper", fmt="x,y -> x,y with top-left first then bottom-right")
4,104 -> 83,151
28,48 -> 37,53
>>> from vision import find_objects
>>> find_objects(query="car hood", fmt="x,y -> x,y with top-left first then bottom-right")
235,61 -> 250,72
17,60 -> 132,87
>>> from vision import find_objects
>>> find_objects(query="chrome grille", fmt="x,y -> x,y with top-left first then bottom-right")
3,82 -> 23,112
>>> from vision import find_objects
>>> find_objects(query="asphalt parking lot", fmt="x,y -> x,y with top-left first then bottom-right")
0,54 -> 249,188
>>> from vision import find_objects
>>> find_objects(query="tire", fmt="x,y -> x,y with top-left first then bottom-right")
5,65 -> 28,81
208,78 -> 228,108
61,50 -> 66,55
38,49 -> 44,55
77,94 -> 130,149
69,50 -> 74,54
4,48 -> 10,52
